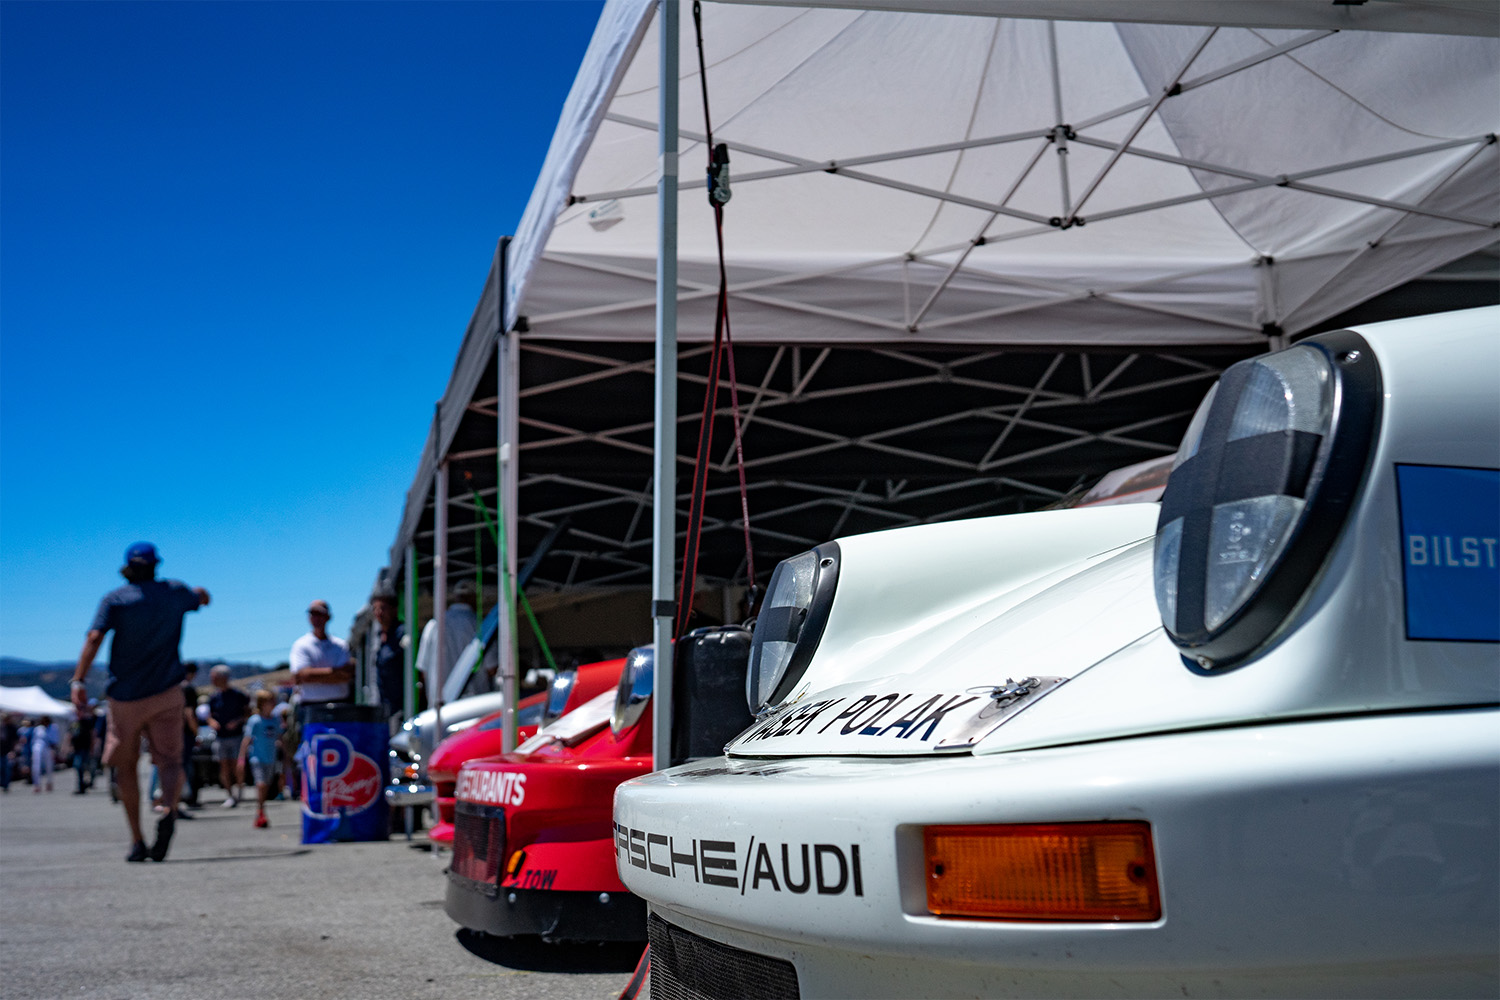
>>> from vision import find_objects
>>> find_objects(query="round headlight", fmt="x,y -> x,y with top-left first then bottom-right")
544,668 -> 576,725
1154,330 -> 1381,669
610,645 -> 655,736
746,541 -> 840,715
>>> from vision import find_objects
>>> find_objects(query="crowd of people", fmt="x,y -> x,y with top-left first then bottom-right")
60,541 -> 331,861
0,710 -> 104,794
21,539 -> 463,862
1,668 -> 300,818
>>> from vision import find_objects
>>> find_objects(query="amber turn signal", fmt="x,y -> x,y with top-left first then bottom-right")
925,822 -> 1161,921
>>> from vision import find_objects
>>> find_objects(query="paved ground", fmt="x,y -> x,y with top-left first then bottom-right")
0,767 -> 642,1000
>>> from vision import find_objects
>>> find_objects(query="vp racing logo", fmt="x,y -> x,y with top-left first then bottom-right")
303,732 -> 381,816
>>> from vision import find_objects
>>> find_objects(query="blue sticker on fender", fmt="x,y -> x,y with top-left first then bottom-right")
1397,465 -> 1499,642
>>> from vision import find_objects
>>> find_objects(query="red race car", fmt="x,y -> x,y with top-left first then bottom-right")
425,658 -> 624,846
446,628 -> 753,942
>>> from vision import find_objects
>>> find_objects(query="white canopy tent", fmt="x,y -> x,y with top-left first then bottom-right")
509,0 -> 1497,347
0,686 -> 76,720
385,0 -> 1497,757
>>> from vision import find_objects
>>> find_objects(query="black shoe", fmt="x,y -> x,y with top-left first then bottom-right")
175,807 -> 195,820
126,841 -> 150,863
149,813 -> 175,862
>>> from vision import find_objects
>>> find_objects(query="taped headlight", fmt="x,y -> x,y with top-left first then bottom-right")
1154,331 -> 1381,668
610,645 -> 655,736
746,541 -> 840,715
544,668 -> 576,725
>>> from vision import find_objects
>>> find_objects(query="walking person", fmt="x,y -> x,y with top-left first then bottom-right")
0,715 -> 17,792
370,588 -> 406,730
237,690 -> 283,828
178,664 -> 201,807
206,665 -> 249,807
29,716 -> 59,793
70,705 -> 96,794
71,542 -> 210,863
91,705 -> 108,792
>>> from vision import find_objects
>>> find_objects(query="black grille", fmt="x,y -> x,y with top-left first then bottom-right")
450,800 -> 504,894
649,912 -> 799,1000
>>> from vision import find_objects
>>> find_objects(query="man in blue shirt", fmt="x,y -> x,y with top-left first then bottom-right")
71,542 -> 210,863
370,588 -> 406,728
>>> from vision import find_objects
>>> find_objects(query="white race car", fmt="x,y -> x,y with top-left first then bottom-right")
614,306 -> 1499,999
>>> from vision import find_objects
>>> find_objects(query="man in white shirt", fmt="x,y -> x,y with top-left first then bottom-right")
288,600 -> 352,709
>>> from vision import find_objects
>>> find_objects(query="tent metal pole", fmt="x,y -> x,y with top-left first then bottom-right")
404,544 -> 416,723
652,0 -> 680,774
499,337 -> 521,753
1071,30 -> 1334,132
1175,30 -> 1334,95
493,235 -> 521,755
1073,133 -> 1488,187
433,453 -> 448,748
1067,27 -> 1216,225
1046,22 -> 1072,219
909,140 -> 1051,329
1275,139 -> 1498,324
583,112 -> 1053,201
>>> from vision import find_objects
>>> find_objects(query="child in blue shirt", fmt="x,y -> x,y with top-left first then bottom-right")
237,690 -> 283,828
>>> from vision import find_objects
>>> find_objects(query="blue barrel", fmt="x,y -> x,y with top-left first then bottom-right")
299,704 -> 389,843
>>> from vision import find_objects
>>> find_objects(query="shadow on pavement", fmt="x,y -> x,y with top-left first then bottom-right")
455,929 -> 643,973
165,848 -> 314,864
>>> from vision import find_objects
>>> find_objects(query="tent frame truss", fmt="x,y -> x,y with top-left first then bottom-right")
550,19 -> 1495,341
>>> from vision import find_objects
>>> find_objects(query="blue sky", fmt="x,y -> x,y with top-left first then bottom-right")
0,0 -> 604,665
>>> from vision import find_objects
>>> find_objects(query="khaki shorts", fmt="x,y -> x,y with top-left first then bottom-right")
103,686 -> 185,769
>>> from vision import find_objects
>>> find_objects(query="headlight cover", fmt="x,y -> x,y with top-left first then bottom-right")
610,645 -> 655,736
544,668 -> 576,725
745,541 -> 840,715
1154,330 -> 1381,669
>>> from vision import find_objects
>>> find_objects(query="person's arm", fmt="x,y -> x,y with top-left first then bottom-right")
237,720 -> 252,784
193,587 -> 211,608
72,630 -> 105,711
293,663 -> 353,682
290,639 -> 353,685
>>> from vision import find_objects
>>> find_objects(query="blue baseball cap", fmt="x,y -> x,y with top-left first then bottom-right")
124,542 -> 160,566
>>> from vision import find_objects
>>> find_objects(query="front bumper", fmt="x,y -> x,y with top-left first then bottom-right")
384,780 -> 433,808
444,882 -> 646,942
615,708 -> 1499,999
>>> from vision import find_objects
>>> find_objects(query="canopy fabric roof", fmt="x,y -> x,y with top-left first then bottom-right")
507,0 -> 1497,348
385,0 -> 1497,654
0,685 -> 76,720
727,1 -> 1500,37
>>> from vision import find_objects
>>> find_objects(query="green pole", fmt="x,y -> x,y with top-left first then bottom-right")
475,518 -> 483,628
470,489 -> 557,674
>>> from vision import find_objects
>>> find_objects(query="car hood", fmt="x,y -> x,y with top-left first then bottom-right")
395,690 -> 509,756
731,309 -> 1500,760
728,532 -> 1161,757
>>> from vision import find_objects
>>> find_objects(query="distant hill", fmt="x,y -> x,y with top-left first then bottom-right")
0,657 -> 279,702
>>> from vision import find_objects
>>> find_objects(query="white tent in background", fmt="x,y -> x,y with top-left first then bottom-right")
0,685 -> 76,720
508,0 -> 1497,347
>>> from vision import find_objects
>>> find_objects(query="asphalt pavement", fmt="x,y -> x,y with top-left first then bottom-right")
0,765 -> 642,1000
